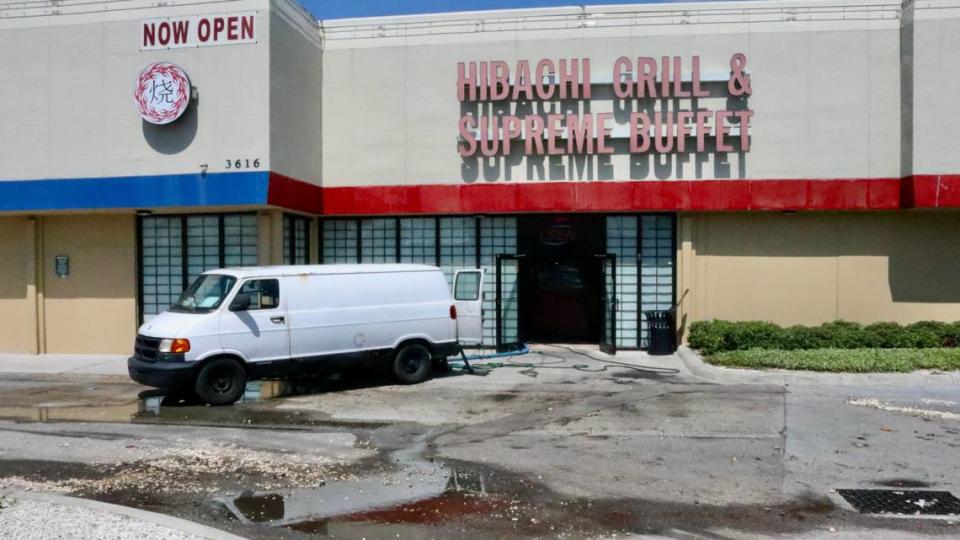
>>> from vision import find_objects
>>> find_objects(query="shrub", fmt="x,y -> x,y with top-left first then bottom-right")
688,319 -> 960,353
726,321 -> 784,351
864,322 -> 916,348
947,322 -> 960,348
906,321 -> 955,348
819,321 -> 869,348
688,320 -> 731,355
781,325 -> 830,350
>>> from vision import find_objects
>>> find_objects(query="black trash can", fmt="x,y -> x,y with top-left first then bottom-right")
644,309 -> 677,355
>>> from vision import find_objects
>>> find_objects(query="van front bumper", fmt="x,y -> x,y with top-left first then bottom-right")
127,356 -> 197,389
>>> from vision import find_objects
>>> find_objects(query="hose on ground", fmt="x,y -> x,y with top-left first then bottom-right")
452,343 -> 679,375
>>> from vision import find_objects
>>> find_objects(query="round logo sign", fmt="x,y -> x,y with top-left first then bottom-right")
133,62 -> 190,125
539,224 -> 577,246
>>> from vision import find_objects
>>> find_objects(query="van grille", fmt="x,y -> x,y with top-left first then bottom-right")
135,335 -> 161,362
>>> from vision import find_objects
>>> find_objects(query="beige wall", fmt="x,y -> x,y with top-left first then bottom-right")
41,215 -> 137,354
0,218 -> 38,353
678,211 -> 960,336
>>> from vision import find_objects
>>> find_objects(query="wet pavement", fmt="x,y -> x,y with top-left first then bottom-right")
0,346 -> 957,538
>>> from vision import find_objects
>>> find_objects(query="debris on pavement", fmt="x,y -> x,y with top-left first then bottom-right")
2,443 -> 371,495
0,496 -> 203,540
848,398 -> 960,421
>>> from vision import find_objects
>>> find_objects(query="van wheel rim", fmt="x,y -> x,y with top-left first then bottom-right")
209,368 -> 234,394
402,352 -> 426,374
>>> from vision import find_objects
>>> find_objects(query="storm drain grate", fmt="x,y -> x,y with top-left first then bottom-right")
838,489 -> 960,516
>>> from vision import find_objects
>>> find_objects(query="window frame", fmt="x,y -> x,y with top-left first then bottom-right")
318,213 -> 675,351
453,270 -> 483,301
137,212 -> 258,325
235,278 -> 281,311
283,213 -> 312,265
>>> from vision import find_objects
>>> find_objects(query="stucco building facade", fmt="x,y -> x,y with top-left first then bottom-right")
0,0 -> 957,354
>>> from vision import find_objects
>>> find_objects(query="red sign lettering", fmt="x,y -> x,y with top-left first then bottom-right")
457,54 -> 755,157
140,13 -> 257,51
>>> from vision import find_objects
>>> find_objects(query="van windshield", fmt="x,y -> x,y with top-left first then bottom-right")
169,274 -> 237,314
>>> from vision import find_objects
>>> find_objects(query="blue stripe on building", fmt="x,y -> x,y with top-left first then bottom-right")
0,171 -> 270,212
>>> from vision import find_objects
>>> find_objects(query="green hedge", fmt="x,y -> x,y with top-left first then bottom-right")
688,320 -> 960,355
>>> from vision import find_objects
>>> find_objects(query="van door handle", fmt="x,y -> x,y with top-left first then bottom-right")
270,316 -> 286,324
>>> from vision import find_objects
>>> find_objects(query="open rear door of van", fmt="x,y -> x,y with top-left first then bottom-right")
453,269 -> 484,346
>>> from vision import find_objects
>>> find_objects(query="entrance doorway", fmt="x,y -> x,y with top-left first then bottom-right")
521,254 -> 602,343
512,215 -> 615,347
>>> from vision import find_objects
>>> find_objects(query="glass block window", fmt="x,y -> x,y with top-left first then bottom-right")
480,217 -> 518,346
639,214 -> 675,349
283,215 -> 311,265
439,217 -> 477,286
322,220 -> 359,263
399,218 -> 437,264
314,215 -> 667,350
360,219 -> 397,263
606,216 -> 639,348
186,216 -> 221,283
139,213 -> 257,323
140,217 -> 183,322
224,215 -> 259,267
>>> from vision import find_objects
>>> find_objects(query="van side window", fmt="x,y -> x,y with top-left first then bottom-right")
239,279 -> 280,310
454,271 -> 482,301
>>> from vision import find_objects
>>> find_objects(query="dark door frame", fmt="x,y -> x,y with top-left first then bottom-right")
597,253 -> 617,355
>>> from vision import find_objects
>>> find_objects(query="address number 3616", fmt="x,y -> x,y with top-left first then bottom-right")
225,159 -> 261,169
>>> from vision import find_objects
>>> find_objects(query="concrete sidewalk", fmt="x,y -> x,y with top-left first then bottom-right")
678,345 -> 960,386
0,354 -> 128,376
0,491 -> 245,539
0,346 -> 689,381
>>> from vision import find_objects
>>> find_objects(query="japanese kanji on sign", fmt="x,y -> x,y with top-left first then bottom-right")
133,62 -> 191,125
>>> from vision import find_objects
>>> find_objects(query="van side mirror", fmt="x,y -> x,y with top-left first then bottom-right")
229,293 -> 251,311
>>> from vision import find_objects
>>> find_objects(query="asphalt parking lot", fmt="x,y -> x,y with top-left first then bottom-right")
0,345 -> 958,539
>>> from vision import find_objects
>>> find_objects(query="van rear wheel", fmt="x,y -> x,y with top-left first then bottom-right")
392,344 -> 432,384
194,358 -> 247,406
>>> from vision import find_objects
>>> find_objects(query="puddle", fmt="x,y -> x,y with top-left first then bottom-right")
233,493 -> 286,522
287,490 -> 503,532
133,396 -> 391,429
0,403 -> 142,424
226,432 -> 452,526
232,470 -> 496,531
0,380 -> 394,430
0,370 -> 404,427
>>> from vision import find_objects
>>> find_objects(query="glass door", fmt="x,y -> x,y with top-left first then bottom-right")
598,254 -> 617,355
495,254 -> 523,352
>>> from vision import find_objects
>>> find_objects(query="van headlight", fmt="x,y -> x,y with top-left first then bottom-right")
158,338 -> 191,354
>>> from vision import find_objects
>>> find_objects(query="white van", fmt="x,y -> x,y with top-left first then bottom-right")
128,264 -> 484,405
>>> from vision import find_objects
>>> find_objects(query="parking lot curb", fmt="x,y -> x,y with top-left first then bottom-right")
0,490 -> 247,540
677,346 -> 769,384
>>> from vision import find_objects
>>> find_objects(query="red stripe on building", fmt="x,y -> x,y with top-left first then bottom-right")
267,172 -> 325,214
267,175 -> 960,215
902,175 -> 960,208
315,178 -> 903,215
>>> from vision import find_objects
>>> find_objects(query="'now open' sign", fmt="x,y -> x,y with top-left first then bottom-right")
141,12 -> 257,51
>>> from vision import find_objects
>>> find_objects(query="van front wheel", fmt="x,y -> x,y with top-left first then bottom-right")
194,358 -> 247,406
392,344 -> 432,384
